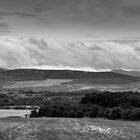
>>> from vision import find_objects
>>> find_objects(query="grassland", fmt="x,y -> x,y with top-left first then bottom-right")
2,79 -> 73,92
2,79 -> 140,92
2,79 -> 72,88
0,117 -> 140,140
0,110 -> 31,118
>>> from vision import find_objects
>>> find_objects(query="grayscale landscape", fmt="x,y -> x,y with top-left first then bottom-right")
0,0 -> 140,140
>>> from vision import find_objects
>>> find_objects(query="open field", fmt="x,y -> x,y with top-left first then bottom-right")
2,79 -> 72,89
0,109 -> 31,118
2,79 -> 74,92
0,117 -> 140,140
2,79 -> 140,92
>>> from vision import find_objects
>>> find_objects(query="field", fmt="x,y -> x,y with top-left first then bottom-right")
0,69 -> 140,140
2,79 -> 86,92
0,117 -> 140,140
0,110 -> 31,118
2,79 -> 140,92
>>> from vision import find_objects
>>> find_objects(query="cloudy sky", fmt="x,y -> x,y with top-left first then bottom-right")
0,0 -> 140,70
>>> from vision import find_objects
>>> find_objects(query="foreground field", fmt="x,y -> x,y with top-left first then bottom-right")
0,118 -> 140,140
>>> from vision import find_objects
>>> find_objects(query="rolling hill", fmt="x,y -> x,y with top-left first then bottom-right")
112,69 -> 140,77
0,68 -> 8,73
0,69 -> 139,83
0,69 -> 140,92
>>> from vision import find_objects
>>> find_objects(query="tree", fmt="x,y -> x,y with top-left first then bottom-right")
129,108 -> 140,120
30,110 -> 38,117
89,105 -> 100,118
104,108 -> 111,118
109,107 -> 123,119
123,109 -> 132,120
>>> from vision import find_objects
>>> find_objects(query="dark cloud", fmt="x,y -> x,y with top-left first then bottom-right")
0,0 -> 140,47
85,34 -> 93,38
123,37 -> 140,40
0,22 -> 11,34
0,11 -> 37,18
123,6 -> 140,16
0,22 -> 9,28
0,21 -> 14,35
85,34 -> 101,39
0,0 -> 140,21
0,0 -> 140,16
33,6 -> 53,13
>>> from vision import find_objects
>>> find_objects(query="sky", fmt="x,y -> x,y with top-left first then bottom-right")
0,0 -> 140,71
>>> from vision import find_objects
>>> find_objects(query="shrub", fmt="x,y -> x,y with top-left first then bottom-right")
98,107 -> 104,117
109,107 -> 123,119
84,111 -> 90,117
89,105 -> 100,118
30,110 -> 38,118
104,108 -> 111,118
77,111 -> 84,118
122,109 -> 132,120
129,108 -> 140,120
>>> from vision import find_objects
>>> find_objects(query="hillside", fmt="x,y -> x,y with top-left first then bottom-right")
1,69 -> 140,92
0,69 -> 139,83
0,117 -> 140,140
113,69 -> 140,77
0,68 -> 8,73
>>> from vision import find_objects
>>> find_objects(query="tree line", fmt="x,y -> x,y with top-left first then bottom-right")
30,91 -> 140,120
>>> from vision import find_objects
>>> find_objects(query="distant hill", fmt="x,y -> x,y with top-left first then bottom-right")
0,69 -> 139,85
0,68 -> 8,73
112,69 -> 140,77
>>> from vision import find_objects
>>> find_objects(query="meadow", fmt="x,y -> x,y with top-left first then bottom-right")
0,117 -> 140,140
2,79 -> 140,92
0,109 -> 31,118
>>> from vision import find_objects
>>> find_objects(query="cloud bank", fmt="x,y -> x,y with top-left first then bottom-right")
0,36 -> 140,71
1,0 -> 140,40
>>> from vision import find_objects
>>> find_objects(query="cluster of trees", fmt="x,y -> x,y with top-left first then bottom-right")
0,89 -> 88,108
30,101 -> 140,120
0,92 -> 44,108
80,91 -> 140,108
104,107 -> 140,120
0,94 -> 9,107
30,91 -> 140,120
